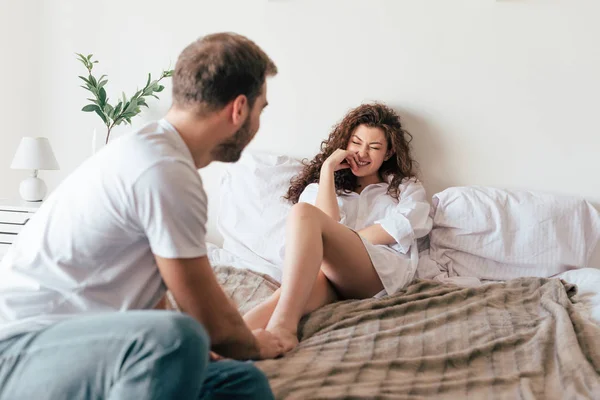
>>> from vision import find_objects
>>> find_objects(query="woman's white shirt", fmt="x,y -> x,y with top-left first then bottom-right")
299,179 -> 433,294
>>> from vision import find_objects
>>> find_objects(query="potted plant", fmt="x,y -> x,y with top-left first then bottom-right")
77,53 -> 173,153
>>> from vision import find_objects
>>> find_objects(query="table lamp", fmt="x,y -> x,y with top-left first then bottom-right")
10,137 -> 60,202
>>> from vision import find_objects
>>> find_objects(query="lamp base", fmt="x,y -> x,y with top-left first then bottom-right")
19,176 -> 47,202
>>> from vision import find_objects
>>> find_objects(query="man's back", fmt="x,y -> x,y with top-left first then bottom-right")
0,32 -> 279,400
0,119 -> 207,341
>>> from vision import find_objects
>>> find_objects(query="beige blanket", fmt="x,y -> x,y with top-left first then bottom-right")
213,266 -> 600,399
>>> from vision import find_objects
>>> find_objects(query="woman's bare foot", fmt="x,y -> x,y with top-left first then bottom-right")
266,325 -> 299,353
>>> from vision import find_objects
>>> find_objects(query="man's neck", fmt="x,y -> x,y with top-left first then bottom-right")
164,108 -> 231,169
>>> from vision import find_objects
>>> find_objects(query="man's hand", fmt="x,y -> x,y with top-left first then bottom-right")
210,351 -> 225,361
155,255 -> 262,360
253,328 -> 285,359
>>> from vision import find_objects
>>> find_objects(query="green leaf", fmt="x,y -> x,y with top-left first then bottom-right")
78,76 -> 91,85
98,87 -> 107,106
94,109 -> 108,124
86,98 -> 99,104
121,92 -> 127,104
98,80 -> 108,89
125,99 -> 137,113
146,73 -> 151,88
104,103 -> 114,115
113,102 -> 122,118
155,85 -> 164,93
89,75 -> 97,86
82,104 -> 98,112
87,54 -> 93,60
151,94 -> 160,99
76,53 -> 88,63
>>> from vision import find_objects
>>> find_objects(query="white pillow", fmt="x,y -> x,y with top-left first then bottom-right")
217,151 -> 303,279
428,186 -> 600,281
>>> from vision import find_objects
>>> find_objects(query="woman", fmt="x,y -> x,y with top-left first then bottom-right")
244,103 -> 433,352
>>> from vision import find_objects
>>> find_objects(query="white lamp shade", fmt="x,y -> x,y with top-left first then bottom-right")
10,137 -> 59,170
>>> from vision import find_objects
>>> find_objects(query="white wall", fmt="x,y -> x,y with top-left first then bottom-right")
0,1 -> 42,199
5,0 -> 600,260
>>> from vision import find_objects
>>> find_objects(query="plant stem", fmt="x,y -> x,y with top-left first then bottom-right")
105,126 -> 112,144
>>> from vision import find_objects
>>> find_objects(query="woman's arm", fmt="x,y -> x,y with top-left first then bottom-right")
314,149 -> 358,221
315,165 -> 341,221
361,181 -> 433,251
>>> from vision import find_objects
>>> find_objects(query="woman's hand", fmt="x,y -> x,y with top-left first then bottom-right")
322,149 -> 359,173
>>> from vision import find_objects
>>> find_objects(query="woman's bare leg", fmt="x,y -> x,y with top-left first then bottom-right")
266,203 -> 383,351
243,271 -> 337,330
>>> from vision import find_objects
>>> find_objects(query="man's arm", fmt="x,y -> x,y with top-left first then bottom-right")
133,162 -> 282,359
155,255 -> 278,360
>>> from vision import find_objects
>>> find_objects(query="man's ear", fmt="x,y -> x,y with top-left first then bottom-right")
230,95 -> 249,127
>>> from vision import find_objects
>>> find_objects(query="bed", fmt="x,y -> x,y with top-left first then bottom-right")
196,151 -> 600,399
212,265 -> 600,399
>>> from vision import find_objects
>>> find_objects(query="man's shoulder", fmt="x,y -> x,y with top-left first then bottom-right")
108,121 -> 197,184
118,120 -> 177,155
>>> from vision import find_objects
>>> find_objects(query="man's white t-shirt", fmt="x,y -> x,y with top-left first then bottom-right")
0,119 -> 207,341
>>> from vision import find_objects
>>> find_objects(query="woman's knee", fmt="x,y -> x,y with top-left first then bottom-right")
288,202 -> 319,223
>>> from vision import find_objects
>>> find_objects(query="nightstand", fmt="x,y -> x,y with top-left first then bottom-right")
0,199 -> 42,261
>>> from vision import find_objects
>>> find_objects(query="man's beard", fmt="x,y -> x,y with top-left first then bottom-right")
211,117 -> 254,163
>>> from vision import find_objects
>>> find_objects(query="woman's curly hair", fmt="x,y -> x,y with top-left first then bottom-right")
286,103 -> 417,204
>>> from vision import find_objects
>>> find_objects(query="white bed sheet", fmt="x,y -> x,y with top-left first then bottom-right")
556,268 -> 600,325
207,243 -> 282,282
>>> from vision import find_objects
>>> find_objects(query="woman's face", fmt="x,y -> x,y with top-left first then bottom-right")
345,125 -> 390,178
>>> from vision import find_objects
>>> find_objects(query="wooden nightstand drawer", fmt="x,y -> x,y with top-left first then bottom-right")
0,223 -> 24,234
0,233 -> 18,244
0,200 -> 41,254
0,242 -> 10,258
0,210 -> 32,225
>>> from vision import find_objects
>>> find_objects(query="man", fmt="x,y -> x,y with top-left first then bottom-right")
0,33 -> 282,399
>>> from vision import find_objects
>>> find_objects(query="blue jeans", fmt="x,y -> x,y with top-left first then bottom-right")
0,311 -> 274,400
